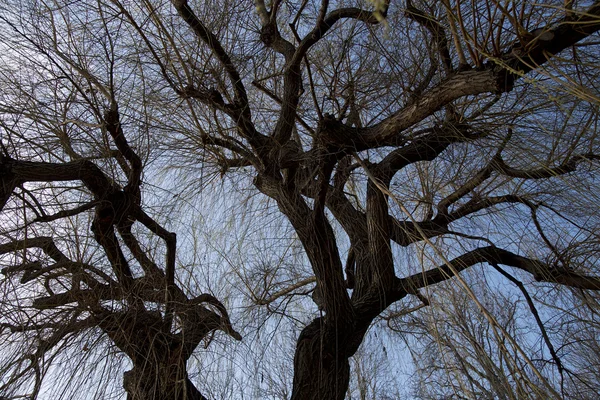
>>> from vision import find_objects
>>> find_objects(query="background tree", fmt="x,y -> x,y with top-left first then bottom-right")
0,2 -> 242,399
1,0 -> 600,399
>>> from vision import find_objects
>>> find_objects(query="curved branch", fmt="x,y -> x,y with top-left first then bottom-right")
436,150 -> 599,221
379,123 -> 479,182
103,104 -> 142,199
405,1 -> 453,73
0,237 -> 69,263
31,201 -> 97,224
134,209 -> 177,324
189,293 -> 242,341
492,153 -> 600,179
172,0 -> 249,116
398,246 -> 600,294
444,194 -> 526,221
294,3 -> 390,65
0,157 -> 119,202
492,264 -> 565,376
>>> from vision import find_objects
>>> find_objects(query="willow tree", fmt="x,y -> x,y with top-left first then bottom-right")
1,0 -> 600,399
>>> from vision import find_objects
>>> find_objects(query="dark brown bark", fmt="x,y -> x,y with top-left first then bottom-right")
124,361 -> 207,400
98,310 -> 212,400
291,319 -> 351,400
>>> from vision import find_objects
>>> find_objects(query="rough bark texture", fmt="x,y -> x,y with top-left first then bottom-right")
291,319 -> 351,400
124,363 -> 206,400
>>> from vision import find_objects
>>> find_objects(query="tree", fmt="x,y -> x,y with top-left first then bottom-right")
1,0 -> 600,399
0,2 -> 243,399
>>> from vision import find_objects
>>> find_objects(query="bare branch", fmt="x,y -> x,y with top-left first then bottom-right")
254,277 -> 316,305
405,1 -> 453,73
399,246 -> 600,293
171,0 -> 249,116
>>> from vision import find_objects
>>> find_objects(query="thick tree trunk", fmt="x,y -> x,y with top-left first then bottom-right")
290,318 -> 351,400
123,361 -> 207,400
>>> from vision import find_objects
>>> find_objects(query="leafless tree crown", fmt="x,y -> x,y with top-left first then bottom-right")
1,0 -> 600,399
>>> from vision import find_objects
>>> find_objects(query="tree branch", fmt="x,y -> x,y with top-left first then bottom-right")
0,158 -> 119,202
0,237 -> 69,263
325,2 -> 600,150
492,153 -> 600,179
398,246 -> 600,294
405,1 -> 453,73
103,104 -> 142,199
171,0 -> 249,114
254,277 -> 316,305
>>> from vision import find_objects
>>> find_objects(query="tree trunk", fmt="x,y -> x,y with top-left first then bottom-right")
290,318 -> 351,400
123,361 -> 207,400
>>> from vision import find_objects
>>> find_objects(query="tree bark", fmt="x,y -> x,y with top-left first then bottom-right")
96,310 -> 211,400
124,360 -> 207,400
291,319 -> 351,400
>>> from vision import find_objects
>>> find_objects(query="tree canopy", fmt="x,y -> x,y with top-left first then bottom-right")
1,0 -> 600,399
